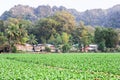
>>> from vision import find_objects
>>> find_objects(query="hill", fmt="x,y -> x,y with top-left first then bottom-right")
0,4 -> 120,28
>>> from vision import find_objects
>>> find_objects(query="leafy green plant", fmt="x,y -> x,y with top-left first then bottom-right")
45,47 -> 51,52
0,53 -> 119,79
62,44 -> 71,53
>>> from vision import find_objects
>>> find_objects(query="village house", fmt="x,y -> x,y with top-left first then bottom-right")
15,44 -> 33,52
82,44 -> 98,52
15,43 -> 56,52
34,44 -> 45,52
46,44 -> 56,52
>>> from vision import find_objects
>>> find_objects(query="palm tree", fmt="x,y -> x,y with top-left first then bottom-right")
28,34 -> 38,52
17,24 -> 28,44
6,22 -> 29,52
6,24 -> 17,52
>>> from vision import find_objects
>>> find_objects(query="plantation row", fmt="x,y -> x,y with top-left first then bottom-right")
0,53 -> 120,79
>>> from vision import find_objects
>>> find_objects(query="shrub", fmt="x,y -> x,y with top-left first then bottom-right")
115,46 -> 120,52
45,47 -> 51,52
62,44 -> 71,53
105,48 -> 116,52
12,46 -> 17,53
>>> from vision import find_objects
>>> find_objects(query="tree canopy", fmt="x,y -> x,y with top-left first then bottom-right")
0,11 -> 120,52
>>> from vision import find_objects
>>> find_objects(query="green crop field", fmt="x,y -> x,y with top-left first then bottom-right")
0,53 -> 120,80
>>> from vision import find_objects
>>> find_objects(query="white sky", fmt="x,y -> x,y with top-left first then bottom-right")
0,0 -> 120,15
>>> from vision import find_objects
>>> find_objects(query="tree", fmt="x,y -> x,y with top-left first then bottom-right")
94,27 -> 106,51
48,34 -> 56,45
0,32 -> 9,52
71,21 -> 93,52
6,18 -> 28,43
48,33 -> 63,50
5,18 -> 28,52
61,32 -> 70,44
0,32 -> 7,45
19,19 -> 33,34
94,27 -> 102,44
62,44 -> 71,53
51,33 -> 63,48
94,27 -> 119,51
71,28 -> 81,51
115,28 -> 120,45
33,18 -> 59,43
52,11 -> 76,34
0,20 -> 5,32
6,23 -> 17,48
32,11 -> 76,44
28,34 -> 38,52
105,28 -> 119,48
98,39 -> 106,52
79,22 -> 93,51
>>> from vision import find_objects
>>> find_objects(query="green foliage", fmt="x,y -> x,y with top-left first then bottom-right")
5,18 -> 28,44
11,46 -> 17,53
80,22 -> 92,46
19,19 -> 33,33
53,11 -> 76,34
1,11 -> 120,53
71,27 -> 81,45
105,28 -> 119,48
48,34 -> 55,44
94,27 -> 119,52
0,32 -> 7,45
94,27 -> 102,44
45,47 -> 51,52
61,32 -> 69,44
33,11 -> 76,43
28,34 -> 37,45
27,34 -> 37,52
104,48 -> 116,52
0,18 -> 30,52
49,33 -> 62,48
98,40 -> 106,52
0,53 -> 120,79
71,21 -> 93,51
62,44 -> 71,53
33,18 -> 59,43
0,20 -> 5,32
116,46 -> 120,52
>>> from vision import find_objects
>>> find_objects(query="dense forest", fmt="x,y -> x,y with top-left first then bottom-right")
0,5 -> 120,53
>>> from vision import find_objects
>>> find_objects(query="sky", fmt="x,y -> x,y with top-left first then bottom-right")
0,0 -> 120,15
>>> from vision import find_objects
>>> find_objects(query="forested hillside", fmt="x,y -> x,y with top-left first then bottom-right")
0,4 -> 120,28
0,4 -> 120,53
